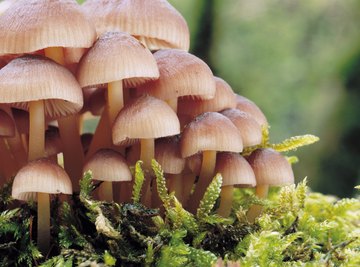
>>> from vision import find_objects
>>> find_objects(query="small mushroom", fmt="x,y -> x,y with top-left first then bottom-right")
11,158 -> 72,254
246,148 -> 294,223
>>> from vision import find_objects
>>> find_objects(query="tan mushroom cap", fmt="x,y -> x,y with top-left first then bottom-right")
83,149 -> 131,182
0,0 -> 96,54
11,158 -> 72,201
178,76 -> 236,118
180,112 -> 243,158
0,55 -> 83,118
112,95 -> 180,144
155,135 -> 185,174
77,31 -> 159,89
186,152 -> 202,176
215,152 -> 256,187
83,0 -> 190,51
0,109 -> 15,137
247,148 -> 294,186
236,95 -> 268,127
137,49 -> 215,101
221,108 -> 262,147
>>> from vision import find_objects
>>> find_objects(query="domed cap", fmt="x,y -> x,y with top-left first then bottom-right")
178,76 -> 236,118
0,109 -> 15,137
138,49 -> 215,101
11,158 -> 72,201
221,108 -> 262,147
0,0 -> 96,54
83,149 -> 131,182
236,94 -> 268,127
180,112 -> 243,158
0,55 -> 83,118
77,31 -> 159,89
112,95 -> 180,144
215,152 -> 256,187
83,0 -> 190,51
247,148 -> 294,186
155,135 -> 185,174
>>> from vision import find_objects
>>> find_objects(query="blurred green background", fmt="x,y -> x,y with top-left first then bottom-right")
166,0 -> 360,197
76,0 -> 360,197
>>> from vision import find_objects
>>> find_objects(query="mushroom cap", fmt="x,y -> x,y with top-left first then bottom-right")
215,152 -> 256,187
0,109 -> 15,137
11,158 -> 72,201
83,0 -> 190,51
0,55 -> 83,118
247,148 -> 294,186
77,31 -> 159,89
221,108 -> 262,147
11,108 -> 29,135
137,49 -> 215,100
186,152 -> 202,176
45,127 -> 63,158
180,112 -> 243,158
112,95 -> 180,144
178,76 -> 236,118
83,149 -> 131,182
236,94 -> 268,127
0,0 -> 96,54
155,135 -> 185,174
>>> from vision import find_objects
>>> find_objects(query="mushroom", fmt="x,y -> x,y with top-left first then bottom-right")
11,158 -> 72,254
246,148 -> 294,223
77,31 -> 159,158
181,112 -> 243,213
0,56 -> 83,178
137,49 -> 216,112
215,152 -> 256,217
112,95 -> 180,205
83,149 -> 132,202
83,0 -> 190,51
45,126 -> 63,164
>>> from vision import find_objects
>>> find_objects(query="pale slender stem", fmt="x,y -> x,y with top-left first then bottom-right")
37,192 -> 50,255
166,98 -> 178,113
246,184 -> 269,223
86,112 -> 112,160
168,173 -> 183,202
58,115 -> 85,191
140,138 -> 154,206
187,150 -> 217,213
98,181 -> 113,202
45,47 -> 84,191
28,100 -> 45,161
217,185 -> 234,217
108,81 -> 124,125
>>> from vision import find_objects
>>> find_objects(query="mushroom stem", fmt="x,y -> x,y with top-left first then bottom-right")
28,100 -> 45,161
108,80 -> 124,124
37,192 -> 50,255
168,173 -> 183,202
182,173 -> 196,208
217,185 -> 234,217
166,98 -> 178,113
188,150 -> 217,213
98,181 -> 113,202
45,47 -> 85,191
246,184 -> 269,223
140,138 -> 154,206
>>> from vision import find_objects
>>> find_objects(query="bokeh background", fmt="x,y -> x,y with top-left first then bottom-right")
166,0 -> 360,197
65,0 -> 360,197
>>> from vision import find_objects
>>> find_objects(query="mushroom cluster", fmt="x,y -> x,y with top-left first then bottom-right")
0,0 -> 295,253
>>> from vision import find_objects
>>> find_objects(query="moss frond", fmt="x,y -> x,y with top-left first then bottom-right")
132,160 -> 145,203
271,134 -> 320,152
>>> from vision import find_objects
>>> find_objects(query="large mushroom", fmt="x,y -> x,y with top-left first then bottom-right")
11,158 -> 72,254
